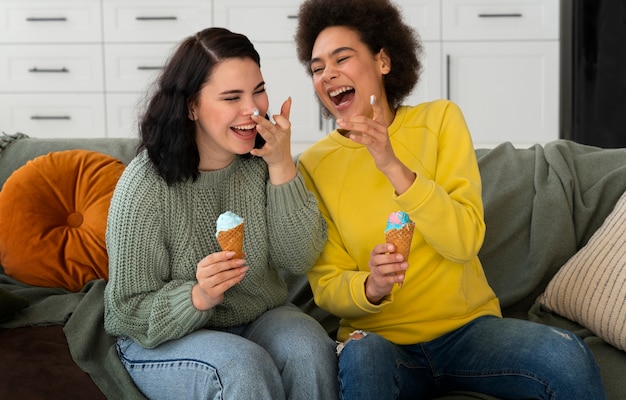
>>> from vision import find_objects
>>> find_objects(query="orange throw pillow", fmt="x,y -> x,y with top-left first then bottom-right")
0,150 -> 126,291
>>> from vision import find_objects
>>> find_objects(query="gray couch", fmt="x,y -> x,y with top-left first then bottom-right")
1,134 -> 625,399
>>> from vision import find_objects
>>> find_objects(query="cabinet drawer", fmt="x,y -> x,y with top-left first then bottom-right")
0,45 -> 104,92
254,42 -> 326,144
443,41 -> 559,146
104,44 -> 177,92
102,1 -> 212,43
106,93 -> 143,138
0,0 -> 102,43
213,0 -> 299,43
396,0 -> 441,41
405,41 -> 442,105
442,0 -> 559,41
0,94 -> 106,138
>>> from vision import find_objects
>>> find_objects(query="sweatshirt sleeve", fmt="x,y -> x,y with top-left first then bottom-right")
103,158 -> 212,348
264,173 -> 327,275
395,101 -> 485,263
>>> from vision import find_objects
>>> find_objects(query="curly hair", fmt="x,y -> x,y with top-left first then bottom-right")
294,0 -> 423,110
139,27 -> 264,185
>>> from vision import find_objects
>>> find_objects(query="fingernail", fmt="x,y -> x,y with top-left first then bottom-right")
370,95 -> 376,105
252,108 -> 259,117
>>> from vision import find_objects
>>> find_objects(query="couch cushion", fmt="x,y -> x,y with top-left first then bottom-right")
0,325 -> 106,399
538,190 -> 626,351
0,150 -> 126,291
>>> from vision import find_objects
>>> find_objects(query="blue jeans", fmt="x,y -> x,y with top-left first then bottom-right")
338,316 -> 606,400
117,304 -> 339,400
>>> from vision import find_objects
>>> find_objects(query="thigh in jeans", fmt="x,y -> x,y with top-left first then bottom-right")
116,329 -> 284,400
243,304 -> 339,400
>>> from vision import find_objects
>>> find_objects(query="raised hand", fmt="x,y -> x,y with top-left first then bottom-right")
336,95 -> 397,171
336,95 -> 416,195
250,97 -> 297,185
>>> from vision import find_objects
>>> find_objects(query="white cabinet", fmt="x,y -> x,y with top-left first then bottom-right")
103,43 -> 176,137
213,0 -> 327,155
102,0 -> 212,138
0,0 -> 106,138
0,45 -> 104,93
0,0 -> 211,139
102,0 -> 212,43
216,0 -> 560,149
400,0 -> 560,148
398,0 -> 442,106
0,0 -> 102,43
1,0 -> 560,149
441,0 -> 558,40
441,0 -> 560,147
0,94 -> 106,138
443,41 -> 559,147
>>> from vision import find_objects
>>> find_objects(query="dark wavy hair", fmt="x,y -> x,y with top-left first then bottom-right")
138,27 -> 265,185
294,0 -> 422,111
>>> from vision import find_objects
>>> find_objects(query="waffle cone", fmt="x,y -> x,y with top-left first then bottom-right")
385,223 -> 415,259
217,222 -> 244,259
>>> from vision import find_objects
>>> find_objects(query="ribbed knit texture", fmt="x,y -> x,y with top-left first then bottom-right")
539,190 -> 626,351
104,151 -> 326,348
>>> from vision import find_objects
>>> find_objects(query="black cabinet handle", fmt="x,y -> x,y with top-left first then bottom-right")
446,54 -> 451,100
135,16 -> 177,21
287,15 -> 298,19
26,17 -> 67,22
29,67 -> 69,73
478,13 -> 523,18
30,115 -> 71,120
137,66 -> 164,71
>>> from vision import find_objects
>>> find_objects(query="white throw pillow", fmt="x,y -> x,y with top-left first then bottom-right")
538,190 -> 626,351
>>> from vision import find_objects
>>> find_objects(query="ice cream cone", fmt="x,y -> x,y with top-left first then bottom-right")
385,222 -> 415,259
217,221 -> 245,259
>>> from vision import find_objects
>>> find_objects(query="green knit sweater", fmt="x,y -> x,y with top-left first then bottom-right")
103,151 -> 327,348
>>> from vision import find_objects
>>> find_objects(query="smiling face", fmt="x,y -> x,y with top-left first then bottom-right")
310,26 -> 392,122
190,57 -> 269,170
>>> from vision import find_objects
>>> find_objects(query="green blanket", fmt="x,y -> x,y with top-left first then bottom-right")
477,140 -> 626,318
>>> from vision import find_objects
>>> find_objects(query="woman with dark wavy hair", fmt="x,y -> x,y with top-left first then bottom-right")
104,27 -> 337,400
294,1 -> 606,399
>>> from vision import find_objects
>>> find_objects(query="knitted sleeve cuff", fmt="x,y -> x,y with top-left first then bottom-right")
169,282 -> 214,332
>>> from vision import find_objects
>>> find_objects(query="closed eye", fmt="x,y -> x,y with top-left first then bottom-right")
311,64 -> 324,75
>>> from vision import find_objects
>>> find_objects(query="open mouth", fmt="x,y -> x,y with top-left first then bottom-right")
230,123 -> 256,138
329,86 -> 355,106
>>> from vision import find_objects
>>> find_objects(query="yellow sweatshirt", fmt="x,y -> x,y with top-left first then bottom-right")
297,100 -> 502,344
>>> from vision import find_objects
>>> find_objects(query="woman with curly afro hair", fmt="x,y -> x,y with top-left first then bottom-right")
294,0 -> 607,399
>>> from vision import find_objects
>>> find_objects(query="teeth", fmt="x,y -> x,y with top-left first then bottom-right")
232,124 -> 255,130
329,86 -> 353,98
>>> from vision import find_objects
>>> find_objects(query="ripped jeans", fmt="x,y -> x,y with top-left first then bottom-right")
338,316 -> 607,400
